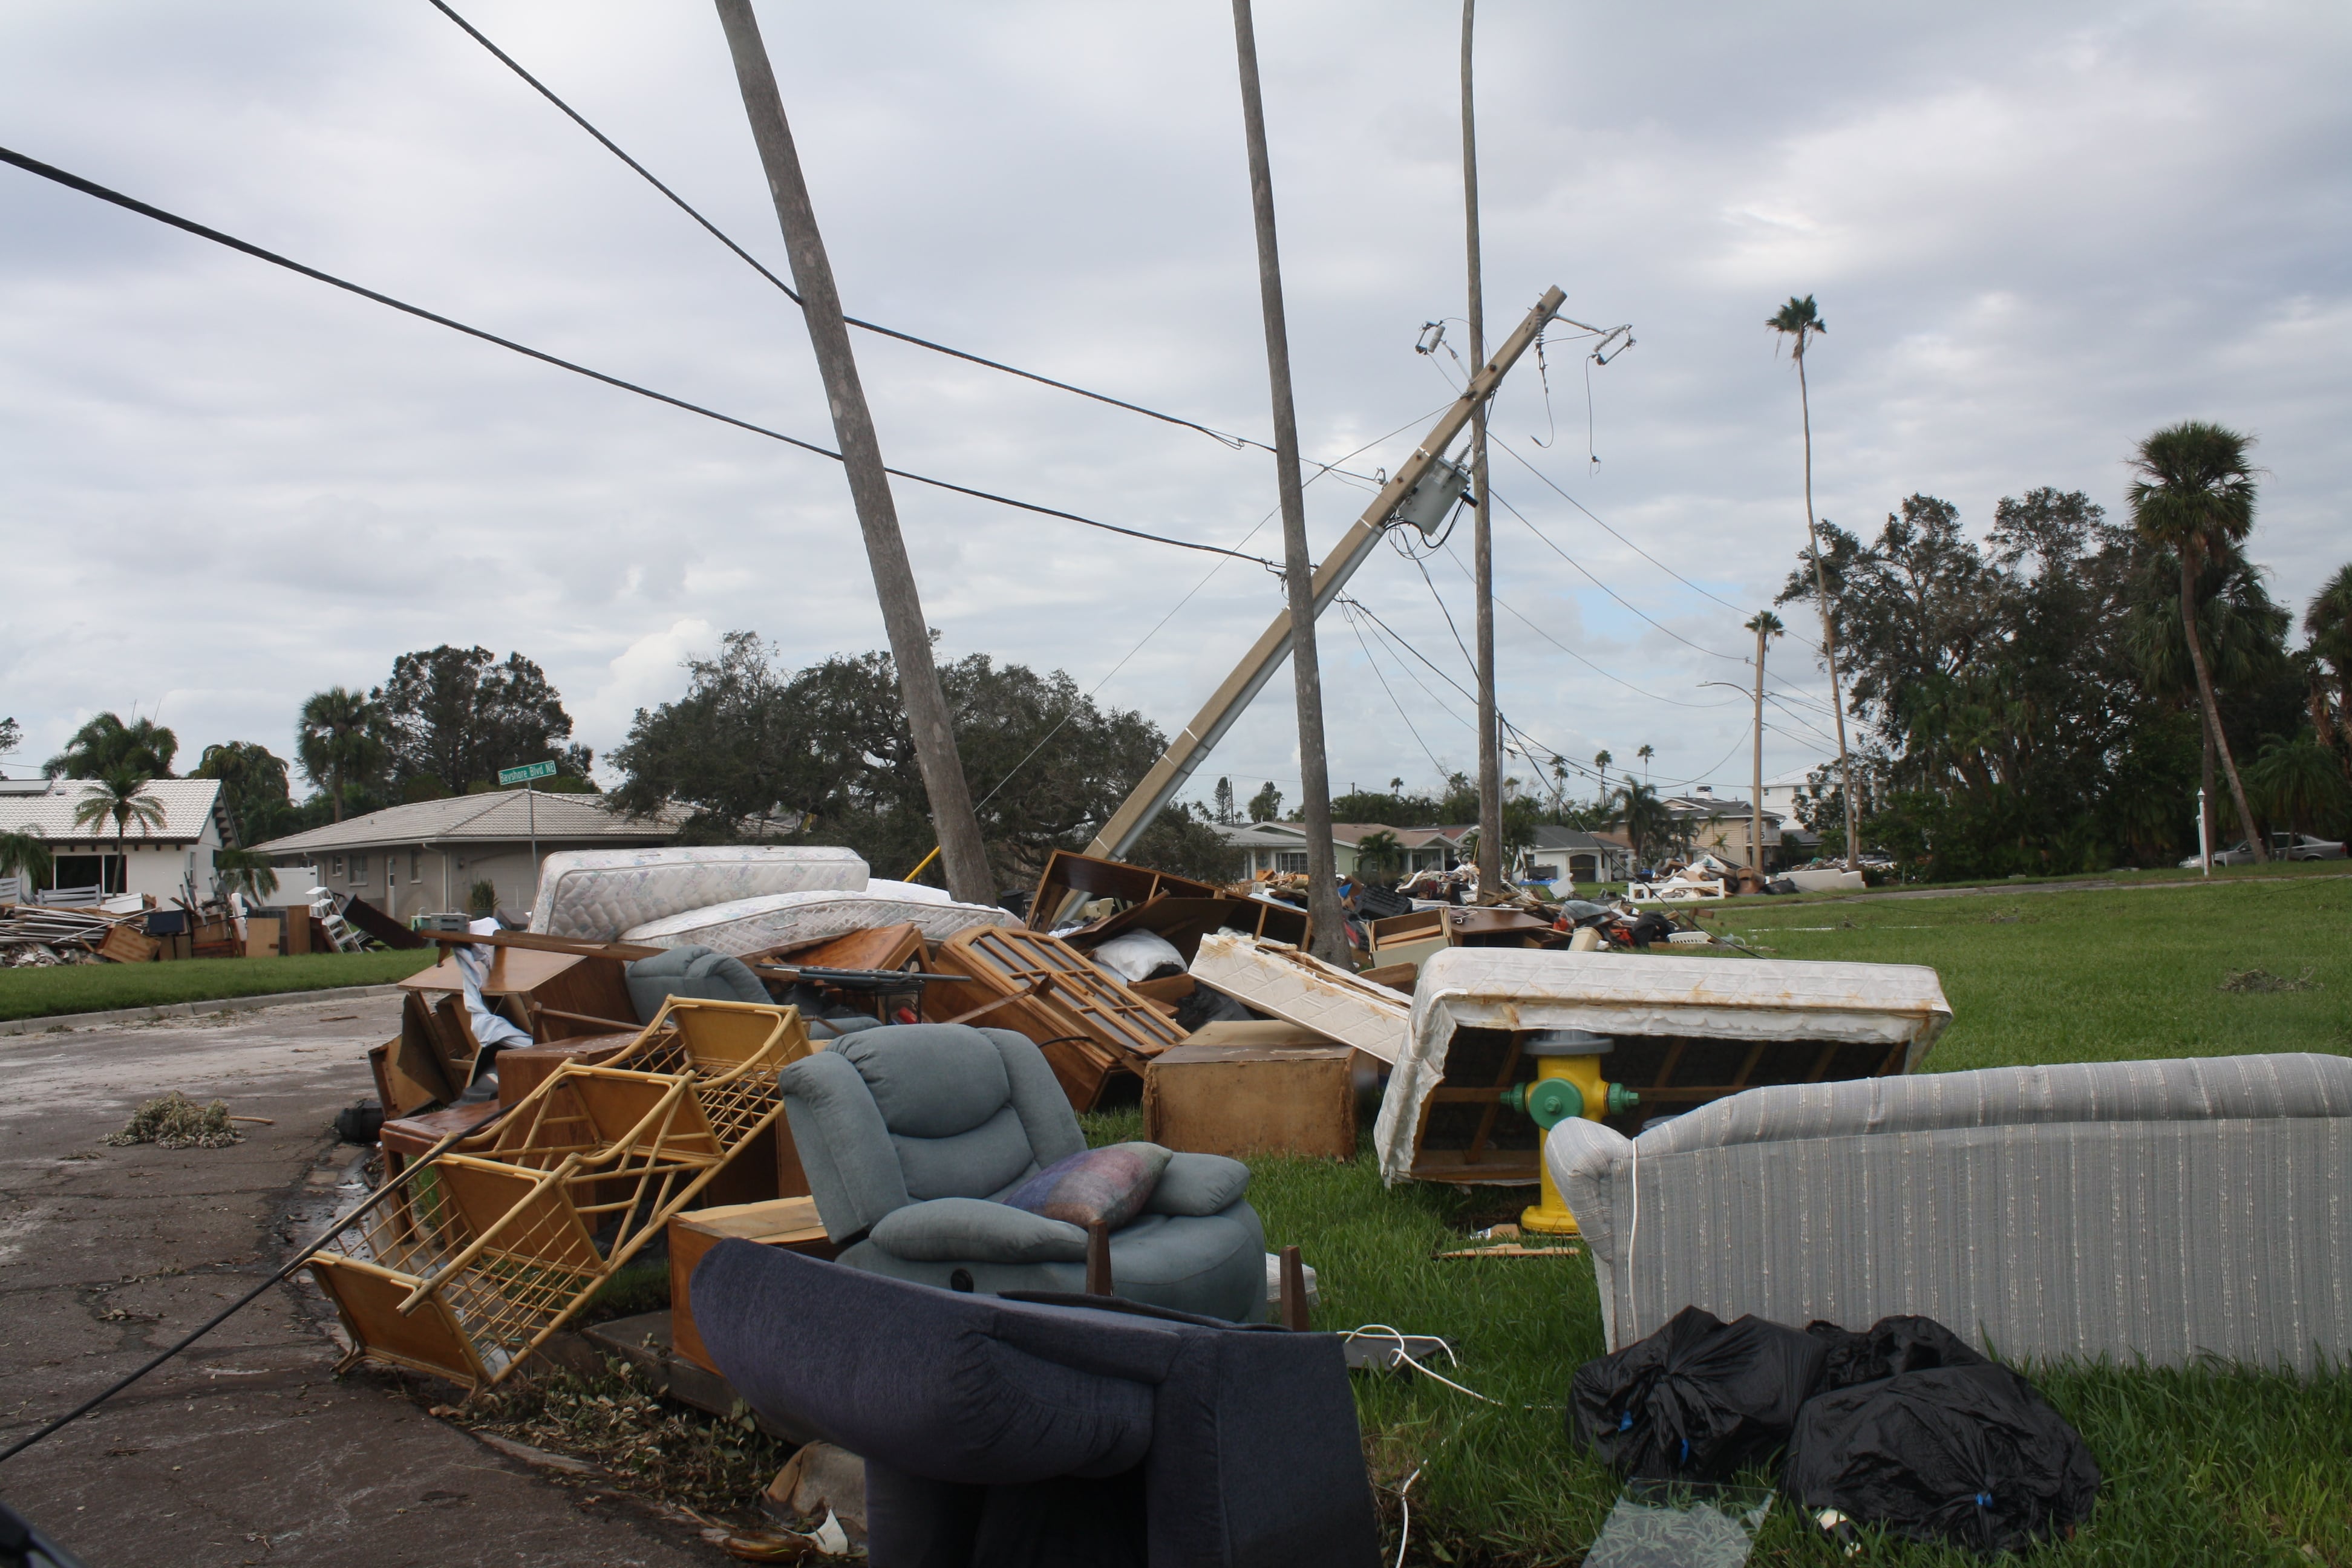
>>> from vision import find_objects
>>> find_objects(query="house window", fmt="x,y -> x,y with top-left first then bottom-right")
1276,852 -> 1308,874
411,848 -> 423,883
330,854 -> 344,879
351,853 -> 369,886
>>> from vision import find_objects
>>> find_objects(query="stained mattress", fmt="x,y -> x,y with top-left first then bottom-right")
531,846 -> 868,942
621,884 -> 1016,955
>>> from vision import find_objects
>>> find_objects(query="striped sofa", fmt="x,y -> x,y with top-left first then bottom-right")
1546,1053 -> 2352,1371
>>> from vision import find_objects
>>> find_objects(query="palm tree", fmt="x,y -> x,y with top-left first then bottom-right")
2129,421 -> 2265,861
1354,829 -> 1403,884
1768,295 -> 1861,871
2307,564 -> 2352,765
1592,749 -> 1612,808
296,687 -> 384,824
73,765 -> 166,896
2126,540 -> 2287,858
1610,781 -> 1673,871
212,847 -> 282,904
0,828 -> 52,897
2246,736 -> 2348,838
1636,743 -> 1655,788
192,741 -> 291,844
45,711 -> 178,779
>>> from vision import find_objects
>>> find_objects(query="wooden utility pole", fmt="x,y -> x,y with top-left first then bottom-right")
1463,0 -> 1503,901
712,0 -> 993,905
1750,635 -> 1766,876
1230,0 -> 1348,966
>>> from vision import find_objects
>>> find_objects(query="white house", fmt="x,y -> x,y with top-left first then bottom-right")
0,776 -> 229,901
1210,822 -> 1468,880
253,790 -> 687,921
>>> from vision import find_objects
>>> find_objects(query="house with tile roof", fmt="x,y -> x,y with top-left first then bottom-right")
0,775 -> 230,901
252,790 -> 687,920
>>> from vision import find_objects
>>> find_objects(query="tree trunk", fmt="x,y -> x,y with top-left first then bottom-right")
330,759 -> 345,824
1797,351 -> 1860,870
1463,0 -> 1502,903
2181,554 -> 2265,861
714,0 -> 995,904
1230,0 -> 1349,965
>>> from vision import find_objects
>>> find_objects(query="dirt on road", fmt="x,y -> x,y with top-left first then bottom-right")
0,994 -> 717,1566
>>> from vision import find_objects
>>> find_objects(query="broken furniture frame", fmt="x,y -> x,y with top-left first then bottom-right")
922,927 -> 1188,1109
311,996 -> 811,1390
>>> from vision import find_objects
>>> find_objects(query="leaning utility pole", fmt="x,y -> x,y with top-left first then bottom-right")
713,0 -> 993,904
1462,0 -> 1503,902
1230,0 -> 1348,965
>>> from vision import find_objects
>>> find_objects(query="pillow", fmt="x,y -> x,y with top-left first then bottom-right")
1001,1142 -> 1172,1230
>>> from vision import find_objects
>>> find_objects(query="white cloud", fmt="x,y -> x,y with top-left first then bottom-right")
1,0 -> 2345,812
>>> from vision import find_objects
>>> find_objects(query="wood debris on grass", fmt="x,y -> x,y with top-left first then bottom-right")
101,1091 -> 243,1149
2219,968 -> 2319,993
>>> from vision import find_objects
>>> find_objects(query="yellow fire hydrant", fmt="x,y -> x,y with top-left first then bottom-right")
1499,1030 -> 1638,1235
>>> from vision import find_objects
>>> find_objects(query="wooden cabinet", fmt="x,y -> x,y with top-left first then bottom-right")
667,1198 -> 836,1373
1144,1042 -> 1362,1160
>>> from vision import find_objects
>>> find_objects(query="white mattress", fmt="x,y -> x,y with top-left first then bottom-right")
621,886 -> 1015,955
1374,946 -> 1952,1184
531,846 -> 868,942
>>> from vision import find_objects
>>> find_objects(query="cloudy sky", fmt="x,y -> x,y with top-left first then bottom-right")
3,1 -> 2346,820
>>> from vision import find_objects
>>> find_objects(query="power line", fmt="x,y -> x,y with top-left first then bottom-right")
1491,434 -> 1828,657
428,0 -> 1295,462
0,144 -> 1280,569
966,403 -> 1449,812
1344,603 -> 1451,779
1430,538 -> 1743,712
1486,483 -> 1753,665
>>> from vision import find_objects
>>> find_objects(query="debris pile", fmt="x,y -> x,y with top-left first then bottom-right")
0,884 -> 381,966
102,1091 -> 244,1149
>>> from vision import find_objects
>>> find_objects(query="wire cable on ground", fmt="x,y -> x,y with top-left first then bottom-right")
429,0 -> 1311,464
0,145 -> 1278,569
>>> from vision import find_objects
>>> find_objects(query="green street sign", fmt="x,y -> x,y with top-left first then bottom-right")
499,760 -> 558,785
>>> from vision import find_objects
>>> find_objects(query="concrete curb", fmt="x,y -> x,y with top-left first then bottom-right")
0,982 -> 408,1037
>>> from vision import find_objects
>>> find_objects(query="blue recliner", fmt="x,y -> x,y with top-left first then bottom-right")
624,944 -> 884,1040
780,1024 -> 1268,1322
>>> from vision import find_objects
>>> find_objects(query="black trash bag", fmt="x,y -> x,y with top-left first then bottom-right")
1807,1315 -> 1985,1390
1782,1362 -> 2100,1555
1570,1305 -> 1829,1482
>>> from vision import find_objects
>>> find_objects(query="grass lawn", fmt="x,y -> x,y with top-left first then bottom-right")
0,950 -> 439,1022
1085,874 -> 2352,1565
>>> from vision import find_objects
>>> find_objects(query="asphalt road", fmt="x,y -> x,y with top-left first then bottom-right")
0,994 -> 714,1566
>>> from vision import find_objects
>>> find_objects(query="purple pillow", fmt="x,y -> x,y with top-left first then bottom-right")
1002,1142 -> 1172,1230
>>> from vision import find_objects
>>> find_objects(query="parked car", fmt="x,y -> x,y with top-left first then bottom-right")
2180,832 -> 2348,867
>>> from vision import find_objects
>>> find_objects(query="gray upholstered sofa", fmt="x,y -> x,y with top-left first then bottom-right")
1546,1053 -> 2352,1370
782,1023 -> 1269,1321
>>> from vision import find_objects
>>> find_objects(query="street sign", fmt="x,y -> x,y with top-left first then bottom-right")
498,760 -> 558,785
